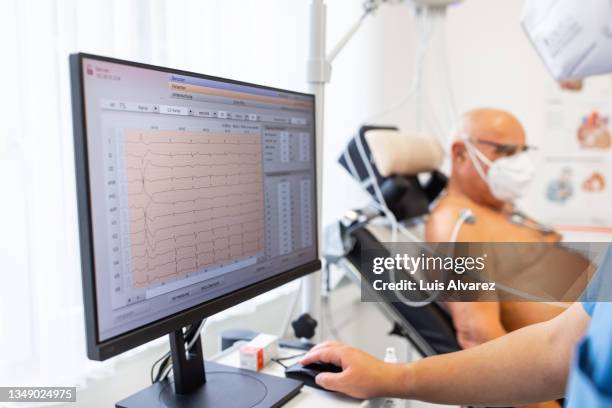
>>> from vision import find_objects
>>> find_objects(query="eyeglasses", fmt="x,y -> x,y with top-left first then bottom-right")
471,138 -> 537,156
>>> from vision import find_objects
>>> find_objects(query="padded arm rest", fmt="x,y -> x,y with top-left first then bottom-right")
344,226 -> 461,356
365,129 -> 444,177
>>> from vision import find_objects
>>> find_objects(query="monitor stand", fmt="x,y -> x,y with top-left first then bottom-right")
116,322 -> 303,408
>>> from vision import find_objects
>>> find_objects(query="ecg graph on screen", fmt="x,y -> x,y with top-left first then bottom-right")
124,129 -> 265,288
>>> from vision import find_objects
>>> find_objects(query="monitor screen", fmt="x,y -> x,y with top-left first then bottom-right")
75,55 -> 318,344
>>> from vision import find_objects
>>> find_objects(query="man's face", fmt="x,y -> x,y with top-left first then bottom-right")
451,110 -> 528,209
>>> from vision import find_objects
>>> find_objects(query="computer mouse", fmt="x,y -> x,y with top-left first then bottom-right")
284,362 -> 343,391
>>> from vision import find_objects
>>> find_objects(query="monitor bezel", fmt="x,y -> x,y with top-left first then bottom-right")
70,52 -> 321,361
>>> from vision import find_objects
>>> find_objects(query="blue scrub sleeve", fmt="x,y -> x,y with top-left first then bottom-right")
582,302 -> 596,317
567,246 -> 612,406
581,245 -> 612,306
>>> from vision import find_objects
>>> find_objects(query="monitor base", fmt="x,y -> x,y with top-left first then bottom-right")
116,361 -> 302,408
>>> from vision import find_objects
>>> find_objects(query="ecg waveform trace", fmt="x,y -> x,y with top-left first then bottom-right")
124,129 -> 265,288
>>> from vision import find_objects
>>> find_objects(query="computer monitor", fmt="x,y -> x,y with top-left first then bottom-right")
70,53 -> 320,407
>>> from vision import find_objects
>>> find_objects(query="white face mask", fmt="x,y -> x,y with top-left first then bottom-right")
521,0 -> 612,80
464,140 -> 536,203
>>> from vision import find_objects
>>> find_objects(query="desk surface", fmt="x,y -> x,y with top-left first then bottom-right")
211,344 -> 364,407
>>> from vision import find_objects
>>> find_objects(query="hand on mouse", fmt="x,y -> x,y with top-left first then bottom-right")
300,341 -> 408,399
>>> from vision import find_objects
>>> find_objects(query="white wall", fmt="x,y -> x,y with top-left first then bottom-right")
322,0 -> 417,227
320,0 -> 571,227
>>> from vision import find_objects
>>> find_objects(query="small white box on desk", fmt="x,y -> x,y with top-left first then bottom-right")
239,334 -> 279,371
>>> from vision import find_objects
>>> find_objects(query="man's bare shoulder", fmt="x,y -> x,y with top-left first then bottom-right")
427,195 -> 557,243
426,197 -> 463,242
426,195 -> 504,242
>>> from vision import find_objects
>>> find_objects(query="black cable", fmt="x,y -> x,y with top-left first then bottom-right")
274,352 -> 306,361
271,358 -> 288,369
155,357 -> 172,383
151,351 -> 171,383
154,353 -> 174,383
271,352 -> 307,369
151,322 -> 202,383
152,326 -> 191,383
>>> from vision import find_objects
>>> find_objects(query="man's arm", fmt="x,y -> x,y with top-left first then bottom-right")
301,303 -> 590,405
446,302 -> 507,349
428,206 -> 507,349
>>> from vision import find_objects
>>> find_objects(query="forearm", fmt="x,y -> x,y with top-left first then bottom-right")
393,304 -> 588,406
402,321 -> 563,405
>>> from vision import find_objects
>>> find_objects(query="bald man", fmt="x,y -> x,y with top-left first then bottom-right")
426,108 -> 563,352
